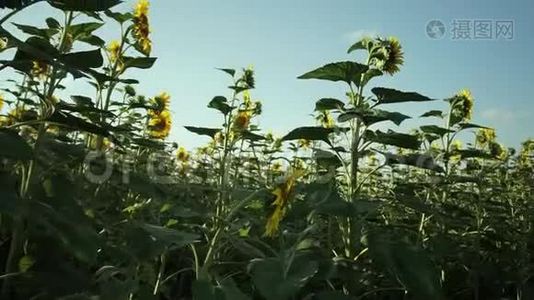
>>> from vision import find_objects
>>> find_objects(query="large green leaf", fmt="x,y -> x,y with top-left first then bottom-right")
250,256 -> 318,300
49,0 -> 122,11
419,125 -> 454,137
208,96 -> 232,115
314,98 -> 345,111
364,130 -> 421,150
282,126 -> 335,145
383,152 -> 445,173
12,23 -> 56,39
122,56 -> 157,69
0,128 -> 33,160
62,49 -> 103,69
372,87 -> 434,105
420,110 -> 444,118
184,126 -> 221,138
338,108 -> 411,126
298,61 -> 369,85
366,230 -> 444,300
140,224 -> 199,249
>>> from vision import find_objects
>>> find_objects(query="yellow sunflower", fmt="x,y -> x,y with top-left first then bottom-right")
489,142 -> 507,161
298,139 -> 311,149
148,110 -> 171,139
107,40 -> 123,66
383,37 -> 404,75
176,146 -> 189,162
454,89 -> 474,122
265,169 -> 304,237
476,128 -> 496,147
151,92 -> 171,114
132,0 -> 152,55
233,110 -> 251,131
317,111 -> 335,128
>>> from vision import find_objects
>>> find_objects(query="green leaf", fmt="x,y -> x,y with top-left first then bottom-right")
62,49 -> 103,69
383,152 -> 444,173
12,23 -> 56,39
457,123 -> 490,130
364,130 -> 421,150
298,61 -> 369,85
355,68 -> 383,87
140,224 -> 199,249
420,110 -> 444,118
49,0 -> 122,11
69,22 -> 104,39
184,126 -> 221,138
104,10 -> 133,23
338,108 -> 411,126
314,98 -> 345,111
208,96 -> 232,115
46,17 -> 61,29
367,230 -> 444,300
347,36 -> 374,53
18,255 -> 35,273
217,68 -> 236,77
78,35 -> 106,47
241,130 -> 265,141
419,125 -> 454,137
250,256 -> 318,300
192,280 -> 225,300
0,129 -> 33,160
282,127 -> 335,145
123,56 -> 157,69
48,111 -> 111,137
71,95 -> 95,107
372,87 -> 434,105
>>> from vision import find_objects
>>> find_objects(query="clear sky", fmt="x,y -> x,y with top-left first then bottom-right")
2,0 -> 533,149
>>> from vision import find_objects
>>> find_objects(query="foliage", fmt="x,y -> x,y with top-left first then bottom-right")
0,1 -> 533,300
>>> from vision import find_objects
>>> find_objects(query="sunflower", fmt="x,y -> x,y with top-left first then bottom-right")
176,146 -> 189,162
265,169 -> 304,237
271,161 -> 283,172
107,40 -> 123,68
132,0 -> 152,55
489,142 -> 507,160
0,94 -> 4,112
298,139 -> 311,149
31,61 -> 48,80
151,92 -> 171,114
476,128 -> 496,147
233,110 -> 251,131
317,111 -> 335,128
241,66 -> 255,89
453,89 -> 474,122
148,110 -> 171,139
382,37 -> 404,75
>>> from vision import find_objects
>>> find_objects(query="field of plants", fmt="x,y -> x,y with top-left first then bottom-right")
0,1 -> 533,299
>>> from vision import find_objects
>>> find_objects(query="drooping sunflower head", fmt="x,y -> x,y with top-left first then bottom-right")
176,146 -> 189,162
132,0 -> 151,55
298,139 -> 311,149
489,142 -> 507,161
452,89 -> 474,122
148,110 -> 171,139
316,111 -> 335,128
31,61 -> 49,80
476,128 -> 496,147
382,36 -> 404,75
241,66 -> 255,89
233,110 -> 251,131
108,40 -> 122,64
151,92 -> 171,114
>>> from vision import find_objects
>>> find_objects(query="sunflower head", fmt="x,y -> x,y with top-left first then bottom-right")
0,94 -> 4,112
31,61 -> 49,80
449,89 -> 475,124
148,110 -> 171,139
241,66 -> 255,89
132,0 -> 152,55
108,40 -> 122,64
316,111 -> 335,128
233,111 -> 251,131
298,139 -> 311,149
176,146 -> 189,162
151,92 -> 171,114
489,142 -> 507,160
476,128 -> 496,147
382,37 -> 404,75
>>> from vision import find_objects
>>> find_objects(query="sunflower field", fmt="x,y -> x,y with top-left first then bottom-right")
0,1 -> 533,300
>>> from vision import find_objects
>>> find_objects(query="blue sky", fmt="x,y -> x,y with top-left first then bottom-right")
1,0 -> 533,149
